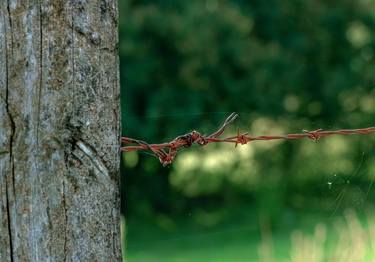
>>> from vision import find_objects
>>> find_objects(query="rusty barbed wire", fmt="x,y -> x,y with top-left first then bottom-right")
121,113 -> 375,166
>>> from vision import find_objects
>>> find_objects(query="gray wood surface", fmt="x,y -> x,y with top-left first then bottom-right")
0,1 -> 121,261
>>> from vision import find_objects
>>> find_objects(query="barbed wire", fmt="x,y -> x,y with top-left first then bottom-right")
121,113 -> 375,166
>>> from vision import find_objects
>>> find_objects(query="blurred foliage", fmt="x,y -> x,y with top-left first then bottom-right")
119,0 -> 375,227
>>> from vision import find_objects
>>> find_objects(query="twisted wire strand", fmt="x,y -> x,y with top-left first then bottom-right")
121,113 -> 375,166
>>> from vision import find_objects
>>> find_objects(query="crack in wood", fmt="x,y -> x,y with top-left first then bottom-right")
4,1 -> 15,261
62,136 -> 73,262
62,177 -> 68,262
36,0 -> 43,147
6,0 -> 13,57
5,181 -> 14,262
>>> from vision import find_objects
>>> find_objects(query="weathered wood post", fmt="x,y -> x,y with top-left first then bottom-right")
0,1 -> 121,260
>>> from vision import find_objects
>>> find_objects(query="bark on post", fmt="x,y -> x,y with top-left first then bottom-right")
0,1 -> 121,261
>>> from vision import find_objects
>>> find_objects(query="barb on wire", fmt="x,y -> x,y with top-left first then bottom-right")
303,129 -> 323,142
121,113 -> 375,166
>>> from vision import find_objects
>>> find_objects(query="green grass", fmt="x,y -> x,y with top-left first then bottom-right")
126,225 -> 261,262
127,230 -> 258,261
124,207 -> 333,262
124,207 -> 375,262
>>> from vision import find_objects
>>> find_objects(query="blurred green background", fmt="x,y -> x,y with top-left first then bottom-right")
119,0 -> 375,261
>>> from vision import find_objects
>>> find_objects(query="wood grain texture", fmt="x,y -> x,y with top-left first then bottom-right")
0,0 -> 121,261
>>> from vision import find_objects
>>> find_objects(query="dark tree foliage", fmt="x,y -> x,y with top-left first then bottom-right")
119,0 -> 375,221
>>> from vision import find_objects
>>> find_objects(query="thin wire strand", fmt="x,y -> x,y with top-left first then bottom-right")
121,112 -> 375,166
